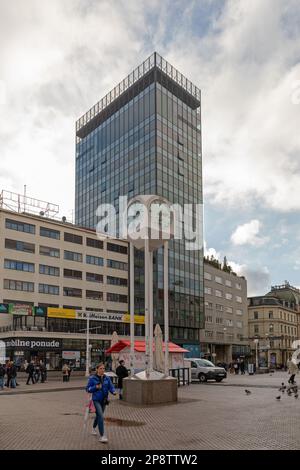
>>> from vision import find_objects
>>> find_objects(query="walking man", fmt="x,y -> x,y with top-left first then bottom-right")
26,361 -> 35,385
116,359 -> 129,400
86,362 -> 117,443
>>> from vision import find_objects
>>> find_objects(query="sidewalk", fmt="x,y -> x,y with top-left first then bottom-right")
0,377 -> 87,395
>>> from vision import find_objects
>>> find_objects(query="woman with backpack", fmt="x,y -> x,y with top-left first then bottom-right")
86,362 -> 117,443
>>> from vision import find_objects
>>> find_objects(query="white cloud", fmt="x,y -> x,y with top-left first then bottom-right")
204,242 -> 271,296
231,219 -> 269,246
164,0 -> 300,211
1,0 -> 300,218
204,241 -> 221,260
228,261 -> 270,297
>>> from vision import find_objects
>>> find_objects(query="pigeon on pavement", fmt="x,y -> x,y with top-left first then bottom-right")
245,389 -> 251,395
276,396 -> 281,400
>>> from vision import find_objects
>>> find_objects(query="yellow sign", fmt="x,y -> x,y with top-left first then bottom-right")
47,308 -> 76,319
122,314 -> 145,324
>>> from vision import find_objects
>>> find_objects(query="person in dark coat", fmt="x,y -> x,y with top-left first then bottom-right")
26,361 -> 35,385
40,361 -> 47,383
10,363 -> 17,388
115,360 -> 129,400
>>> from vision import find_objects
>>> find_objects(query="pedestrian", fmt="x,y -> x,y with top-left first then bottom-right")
0,363 -> 5,390
287,357 -> 298,384
67,363 -> 72,382
62,363 -> 69,382
86,362 -> 117,443
234,362 -> 239,375
10,362 -> 17,388
34,362 -> 40,383
116,359 -> 129,400
40,361 -> 46,383
6,361 -> 13,388
240,360 -> 245,375
26,361 -> 35,385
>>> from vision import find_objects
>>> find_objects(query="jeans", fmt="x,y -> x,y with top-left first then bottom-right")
93,400 -> 106,436
0,377 -> 4,389
10,378 -> 16,388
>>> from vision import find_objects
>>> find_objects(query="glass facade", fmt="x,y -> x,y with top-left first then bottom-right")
75,53 -> 204,344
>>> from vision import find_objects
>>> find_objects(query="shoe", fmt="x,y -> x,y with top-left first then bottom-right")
99,435 -> 108,443
91,428 -> 97,435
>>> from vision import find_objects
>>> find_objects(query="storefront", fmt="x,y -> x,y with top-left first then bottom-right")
2,337 -> 110,370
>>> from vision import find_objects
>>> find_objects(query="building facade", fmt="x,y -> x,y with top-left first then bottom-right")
248,282 -> 300,367
75,52 -> 204,353
0,205 -> 141,370
202,260 -> 249,363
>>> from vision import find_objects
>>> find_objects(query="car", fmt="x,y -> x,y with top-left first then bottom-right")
187,358 -> 227,383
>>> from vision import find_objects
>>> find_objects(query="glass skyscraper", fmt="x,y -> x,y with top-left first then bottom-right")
75,52 -> 204,351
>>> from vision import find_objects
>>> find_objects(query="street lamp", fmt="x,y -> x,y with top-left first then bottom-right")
265,333 -> 270,368
85,311 -> 90,377
254,338 -> 259,370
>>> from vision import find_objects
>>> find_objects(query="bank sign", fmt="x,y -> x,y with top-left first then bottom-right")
4,338 -> 62,350
47,307 -> 144,324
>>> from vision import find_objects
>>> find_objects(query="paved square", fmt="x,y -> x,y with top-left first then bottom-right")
1,372 -> 300,450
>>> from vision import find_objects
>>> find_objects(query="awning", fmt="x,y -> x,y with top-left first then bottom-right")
105,340 -> 189,354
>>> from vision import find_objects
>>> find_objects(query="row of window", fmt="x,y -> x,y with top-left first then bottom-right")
205,315 -> 243,328
205,302 -> 243,316
5,219 -> 127,253
3,280 -> 128,302
253,310 -> 297,323
253,324 -> 297,335
205,287 -> 242,303
204,330 -> 236,340
204,271 -> 242,289
4,240 -> 128,269
4,260 -> 127,285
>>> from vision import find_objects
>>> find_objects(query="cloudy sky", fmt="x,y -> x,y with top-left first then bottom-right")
1,0 -> 300,296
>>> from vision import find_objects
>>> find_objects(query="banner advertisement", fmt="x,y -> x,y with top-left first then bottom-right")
47,307 -> 76,319
62,351 -> 80,360
0,303 -> 9,314
8,304 -> 33,316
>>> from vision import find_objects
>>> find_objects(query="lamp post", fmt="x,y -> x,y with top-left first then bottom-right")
265,333 -> 270,368
85,311 -> 90,377
254,338 -> 259,370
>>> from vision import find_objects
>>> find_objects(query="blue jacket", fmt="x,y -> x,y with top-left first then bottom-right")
86,374 -> 115,402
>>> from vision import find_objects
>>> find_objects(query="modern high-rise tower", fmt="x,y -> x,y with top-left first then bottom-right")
75,53 -> 204,353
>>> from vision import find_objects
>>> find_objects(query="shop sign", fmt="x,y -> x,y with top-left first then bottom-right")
75,311 -> 145,324
4,338 -> 62,350
47,307 -> 76,319
122,314 -> 145,324
9,304 -> 33,316
76,311 -> 124,322
62,351 -> 80,360
0,303 -> 9,314
34,306 -> 47,317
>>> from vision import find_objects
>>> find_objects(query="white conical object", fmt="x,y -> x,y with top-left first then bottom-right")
153,323 -> 164,373
110,331 -> 119,372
